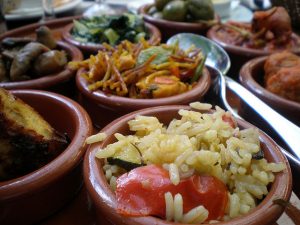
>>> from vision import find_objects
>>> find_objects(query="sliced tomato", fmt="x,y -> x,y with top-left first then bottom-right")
116,165 -> 228,221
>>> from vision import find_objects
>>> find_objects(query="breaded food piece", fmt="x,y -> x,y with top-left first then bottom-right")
266,66 -> 300,103
0,88 -> 68,181
264,51 -> 300,82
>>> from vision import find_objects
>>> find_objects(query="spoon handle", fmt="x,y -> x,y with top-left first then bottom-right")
225,77 -> 300,160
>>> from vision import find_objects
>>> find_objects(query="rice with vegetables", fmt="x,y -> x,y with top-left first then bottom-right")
92,102 -> 285,223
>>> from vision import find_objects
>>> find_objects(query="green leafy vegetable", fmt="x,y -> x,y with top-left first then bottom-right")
137,46 -> 173,65
71,14 -> 149,45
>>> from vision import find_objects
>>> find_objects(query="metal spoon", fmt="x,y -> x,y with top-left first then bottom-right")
167,33 -> 300,167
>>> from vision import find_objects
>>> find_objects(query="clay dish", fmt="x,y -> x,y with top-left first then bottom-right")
0,89 -> 93,225
207,25 -> 300,77
0,41 -> 83,96
76,67 -> 211,128
83,105 -> 292,225
139,4 -> 219,41
239,56 -> 300,125
62,21 -> 161,55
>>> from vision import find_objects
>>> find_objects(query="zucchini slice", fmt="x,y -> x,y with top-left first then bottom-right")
107,144 -> 144,170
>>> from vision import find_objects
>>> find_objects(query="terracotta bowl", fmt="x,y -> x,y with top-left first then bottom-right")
0,41 -> 83,97
138,4 -> 219,42
207,25 -> 300,77
239,56 -> 300,126
0,89 -> 93,225
76,67 -> 211,129
83,105 -> 292,225
62,21 -> 161,55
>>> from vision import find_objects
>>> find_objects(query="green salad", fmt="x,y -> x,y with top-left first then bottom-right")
71,14 -> 149,45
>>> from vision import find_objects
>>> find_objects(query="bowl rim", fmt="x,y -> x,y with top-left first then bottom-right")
239,56 -> 300,110
62,19 -> 161,53
139,3 -> 218,29
0,40 -> 83,90
207,24 -> 300,57
75,66 -> 211,111
0,89 -> 93,201
83,105 -> 292,225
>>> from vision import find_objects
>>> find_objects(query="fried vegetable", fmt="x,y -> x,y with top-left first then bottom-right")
33,50 -> 68,76
0,88 -> 69,181
107,143 -> 144,171
36,26 -> 57,49
10,42 -> 49,81
69,39 -> 205,98
187,0 -> 214,20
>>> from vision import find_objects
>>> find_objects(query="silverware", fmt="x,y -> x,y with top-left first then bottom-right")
167,33 -> 300,167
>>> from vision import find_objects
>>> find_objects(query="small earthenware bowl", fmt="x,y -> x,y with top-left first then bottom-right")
207,25 -> 300,77
0,89 -> 93,225
76,67 -> 211,129
138,4 -> 219,42
0,41 -> 83,97
83,105 -> 292,225
239,56 -> 300,125
62,21 -> 161,55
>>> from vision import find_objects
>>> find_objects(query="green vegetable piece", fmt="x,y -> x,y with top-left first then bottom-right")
155,0 -> 172,11
104,28 -> 120,45
73,20 -> 89,36
252,149 -> 265,160
134,32 -> 146,42
107,143 -> 144,170
137,46 -> 173,65
187,0 -> 214,20
163,0 -> 188,22
191,54 -> 206,83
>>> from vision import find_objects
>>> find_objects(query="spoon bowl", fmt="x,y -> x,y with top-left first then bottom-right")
167,33 -> 300,167
167,33 -> 230,75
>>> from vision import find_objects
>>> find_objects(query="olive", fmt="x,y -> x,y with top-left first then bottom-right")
162,0 -> 188,22
155,0 -> 172,11
187,0 -> 214,20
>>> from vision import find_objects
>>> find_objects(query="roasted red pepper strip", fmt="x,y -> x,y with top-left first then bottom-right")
116,165 -> 228,221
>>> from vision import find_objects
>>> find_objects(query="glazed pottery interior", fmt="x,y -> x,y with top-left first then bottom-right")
239,56 -> 300,126
62,21 -> 161,55
0,90 -> 93,225
207,26 -> 300,77
0,41 -> 83,97
76,66 -> 211,128
84,105 -> 292,225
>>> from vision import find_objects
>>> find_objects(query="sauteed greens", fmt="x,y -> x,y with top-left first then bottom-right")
71,14 -> 148,45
